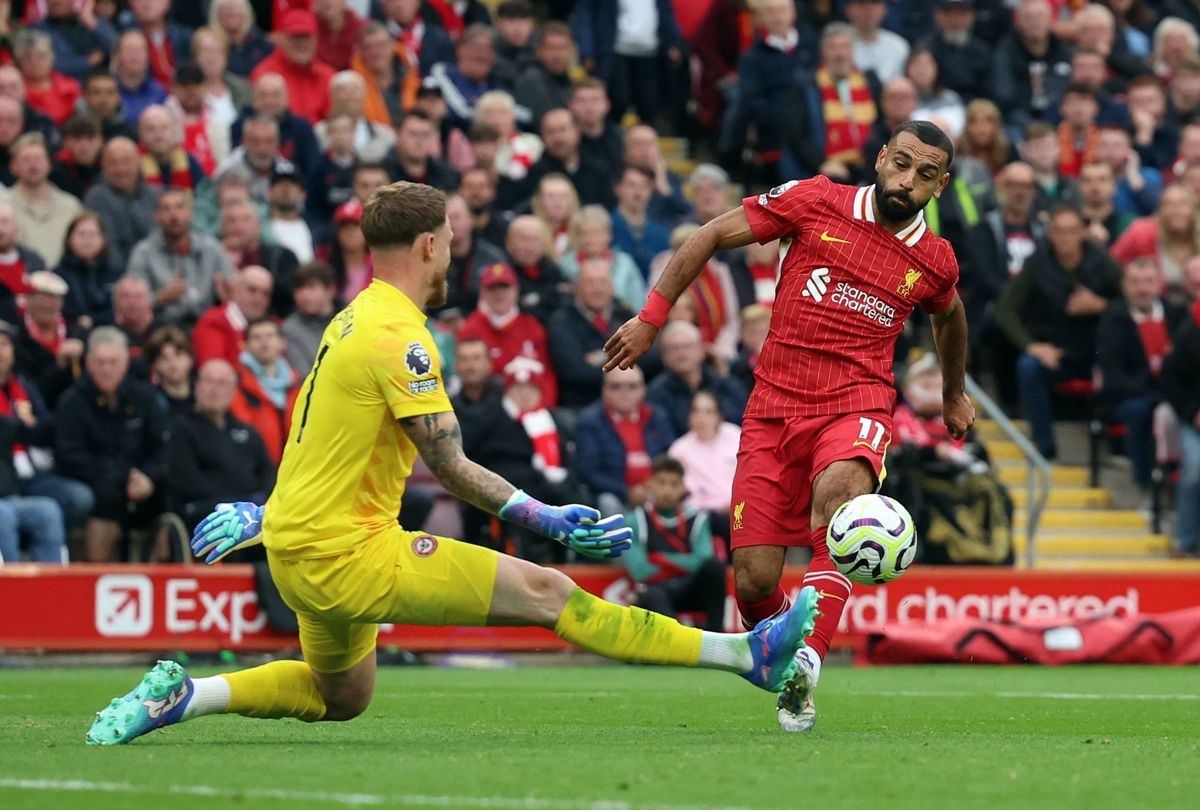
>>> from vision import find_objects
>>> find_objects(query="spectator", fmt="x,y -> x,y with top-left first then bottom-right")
1166,122 -> 1200,184
281,260 -> 337,374
352,21 -> 419,129
570,78 -> 624,181
14,29 -> 81,127
903,49 -> 962,138
459,166 -> 510,247
112,276 -> 159,363
458,262 -> 558,407
14,270 -> 86,406
327,198 -> 372,302
420,0 -> 493,40
167,63 -> 230,177
611,164 -> 671,281
1165,54 -> 1200,130
79,69 -> 136,140
380,0 -> 455,77
958,98 -> 1018,175
991,0 -> 1073,132
1096,123 -> 1164,217
83,136 -> 160,267
138,104 -> 208,192
1020,121 -> 1077,213
504,214 -> 564,322
450,336 -> 501,408
865,77 -> 919,164
560,205 -> 645,311
0,65 -> 59,152
1101,0 -> 1155,59
168,357 -> 275,531
307,112 -> 358,226
32,0 -> 118,84
1111,183 -> 1200,300
623,124 -> 690,226
528,107 -> 615,209
144,324 -> 194,415
192,265 -> 273,366
218,115 -> 289,203
574,365 -> 674,515
417,75 -> 474,172
128,188 -> 236,325
219,197 -> 298,316
781,22 -> 880,182
442,192 -> 506,318
531,172 -> 579,261
1128,76 -> 1178,171
1096,257 -> 1189,491
846,0 -> 910,83
266,162 -> 314,263
1057,83 -> 1102,179
1074,4 -> 1151,92
620,455 -> 725,631
383,110 -> 459,191
210,0 -> 274,77
512,22 -> 575,129
111,30 -> 168,124
231,72 -> 321,178
986,161 -> 1047,282
1161,302 -> 1200,557
0,200 -> 45,325
1079,161 -> 1134,247
570,0 -> 684,129
1069,47 -> 1132,127
491,0 -> 538,88
650,224 -> 741,362
0,317 -> 91,544
315,70 -> 396,164
648,320 -> 748,435
428,24 -> 504,132
668,389 -> 740,540
737,0 -> 819,167
687,163 -> 732,227
122,0 -> 192,86
56,211 -> 120,330
1,133 -> 81,267
547,255 -> 642,409
250,9 -> 335,124
55,326 -> 168,562
192,25 -> 252,133
476,90 -> 541,183
314,0 -> 363,72
1151,15 -> 1200,81
995,205 -> 1123,459
50,113 -> 105,198
920,0 -> 993,103
729,303 -> 771,393
229,317 -> 300,465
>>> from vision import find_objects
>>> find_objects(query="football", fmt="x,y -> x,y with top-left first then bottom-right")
827,494 -> 917,585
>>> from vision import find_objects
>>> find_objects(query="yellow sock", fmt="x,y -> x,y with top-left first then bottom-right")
222,661 -> 327,721
554,588 -> 702,666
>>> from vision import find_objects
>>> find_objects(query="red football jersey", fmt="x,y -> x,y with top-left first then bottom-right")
742,176 -> 960,418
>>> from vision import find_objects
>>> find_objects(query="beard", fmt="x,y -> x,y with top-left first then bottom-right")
427,270 -> 449,309
875,185 -> 923,222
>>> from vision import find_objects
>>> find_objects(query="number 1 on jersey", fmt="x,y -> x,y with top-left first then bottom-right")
296,343 -> 330,444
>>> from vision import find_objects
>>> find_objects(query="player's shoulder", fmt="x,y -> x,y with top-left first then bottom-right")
750,175 -> 852,218
914,231 -> 960,272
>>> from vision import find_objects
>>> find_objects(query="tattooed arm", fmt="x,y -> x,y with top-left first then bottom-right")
399,410 -> 516,515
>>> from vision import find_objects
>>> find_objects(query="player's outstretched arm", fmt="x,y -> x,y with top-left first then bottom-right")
930,293 -> 975,439
603,206 -> 757,372
399,410 -> 631,558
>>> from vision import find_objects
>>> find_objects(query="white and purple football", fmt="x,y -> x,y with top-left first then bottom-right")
827,494 -> 917,585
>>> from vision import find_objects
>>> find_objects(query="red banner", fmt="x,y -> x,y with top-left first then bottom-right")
1,564 -> 1198,653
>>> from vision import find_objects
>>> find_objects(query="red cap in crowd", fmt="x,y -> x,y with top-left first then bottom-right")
334,199 -> 363,225
279,9 -> 319,37
480,263 -> 518,288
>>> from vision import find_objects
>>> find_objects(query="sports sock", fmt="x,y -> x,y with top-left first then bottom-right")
735,587 -> 792,630
180,676 -> 231,720
220,661 -> 327,721
802,525 -> 853,659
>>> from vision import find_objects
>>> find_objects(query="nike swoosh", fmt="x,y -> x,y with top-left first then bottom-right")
819,231 -> 851,244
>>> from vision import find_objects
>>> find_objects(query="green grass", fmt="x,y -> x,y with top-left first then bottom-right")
1,663 -> 1198,809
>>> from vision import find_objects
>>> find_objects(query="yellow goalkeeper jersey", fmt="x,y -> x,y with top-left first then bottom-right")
263,279 -> 452,560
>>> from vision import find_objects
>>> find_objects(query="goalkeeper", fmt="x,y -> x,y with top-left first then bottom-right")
86,182 -> 820,745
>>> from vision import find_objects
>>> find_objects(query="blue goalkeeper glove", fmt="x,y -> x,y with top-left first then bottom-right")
191,502 -> 265,564
498,490 -> 631,560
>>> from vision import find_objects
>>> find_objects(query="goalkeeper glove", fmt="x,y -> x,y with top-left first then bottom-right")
498,490 -> 632,560
191,502 -> 265,564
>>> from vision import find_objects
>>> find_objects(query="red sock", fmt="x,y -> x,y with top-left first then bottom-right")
802,525 -> 853,658
736,588 -> 792,630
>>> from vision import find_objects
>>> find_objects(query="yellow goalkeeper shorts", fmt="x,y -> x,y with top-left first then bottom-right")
267,528 -> 501,673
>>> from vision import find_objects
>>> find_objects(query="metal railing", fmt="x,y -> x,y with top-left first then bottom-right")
964,374 -> 1051,568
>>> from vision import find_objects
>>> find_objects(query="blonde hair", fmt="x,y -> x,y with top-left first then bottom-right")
209,0 -> 255,39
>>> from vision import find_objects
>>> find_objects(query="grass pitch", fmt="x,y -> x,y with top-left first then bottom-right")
1,662 -> 1197,809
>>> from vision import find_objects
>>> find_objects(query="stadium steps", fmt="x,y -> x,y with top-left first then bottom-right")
973,418 -> 1166,569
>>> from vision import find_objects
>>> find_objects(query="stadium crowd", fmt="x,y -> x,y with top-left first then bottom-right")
0,0 -> 1198,597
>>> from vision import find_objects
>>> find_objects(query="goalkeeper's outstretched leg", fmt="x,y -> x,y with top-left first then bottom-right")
86,553 -> 820,745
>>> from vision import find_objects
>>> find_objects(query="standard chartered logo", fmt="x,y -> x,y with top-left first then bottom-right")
801,267 -> 831,302
832,282 -> 897,326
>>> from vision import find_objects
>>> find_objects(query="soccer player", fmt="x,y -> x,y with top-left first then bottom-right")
604,122 -> 974,732
86,182 -> 821,745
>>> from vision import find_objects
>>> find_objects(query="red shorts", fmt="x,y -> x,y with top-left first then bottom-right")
729,411 -> 891,550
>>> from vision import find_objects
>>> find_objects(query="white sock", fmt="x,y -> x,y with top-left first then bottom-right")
798,647 -> 823,686
698,631 -> 754,673
181,676 -> 233,720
